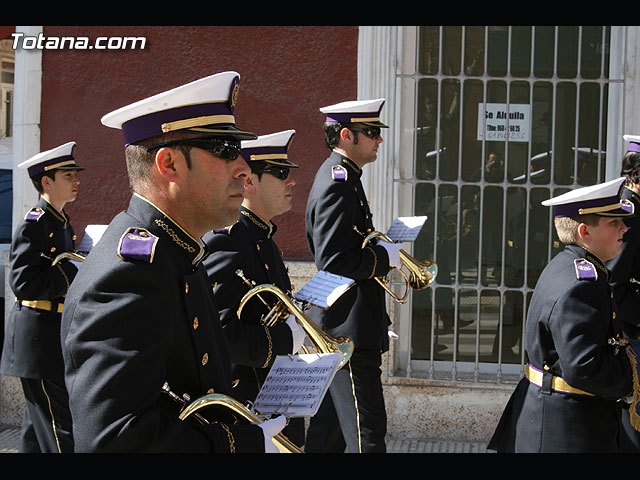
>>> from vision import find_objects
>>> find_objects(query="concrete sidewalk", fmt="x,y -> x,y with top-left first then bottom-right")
0,425 -> 19,453
0,423 -> 490,453
386,437 -> 490,453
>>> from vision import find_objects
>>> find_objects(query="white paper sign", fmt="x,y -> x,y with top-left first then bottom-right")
253,353 -> 342,417
477,103 -> 530,142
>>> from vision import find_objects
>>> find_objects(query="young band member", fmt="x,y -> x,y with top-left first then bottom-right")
488,177 -> 635,452
1,142 -> 83,452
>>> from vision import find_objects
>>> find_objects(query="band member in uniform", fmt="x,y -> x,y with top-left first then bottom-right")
60,72 -> 287,452
0,142 -> 83,452
304,99 -> 402,453
488,177 -> 635,452
607,134 -> 640,451
609,136 -> 640,338
203,129 -> 306,447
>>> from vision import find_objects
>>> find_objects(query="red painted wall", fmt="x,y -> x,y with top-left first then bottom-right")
39,26 -> 359,260
0,26 -> 15,40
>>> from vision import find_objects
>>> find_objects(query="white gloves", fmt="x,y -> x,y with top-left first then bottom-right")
378,240 -> 402,268
285,315 -> 306,353
259,415 -> 287,453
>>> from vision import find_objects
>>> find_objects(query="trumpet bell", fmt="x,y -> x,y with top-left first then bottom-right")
237,284 -> 354,369
399,250 -> 438,290
362,231 -> 438,304
300,334 -> 354,369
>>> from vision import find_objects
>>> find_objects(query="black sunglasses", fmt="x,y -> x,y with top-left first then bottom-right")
349,126 -> 382,140
146,137 -> 242,161
254,166 -> 291,180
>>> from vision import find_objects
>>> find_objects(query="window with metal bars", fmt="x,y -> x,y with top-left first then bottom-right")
396,26 -> 617,382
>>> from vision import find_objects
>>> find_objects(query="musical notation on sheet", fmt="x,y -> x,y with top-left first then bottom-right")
294,270 -> 355,310
253,353 -> 342,417
385,216 -> 428,243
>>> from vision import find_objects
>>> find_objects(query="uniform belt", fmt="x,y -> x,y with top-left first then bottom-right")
19,299 -> 64,313
525,363 -> 595,397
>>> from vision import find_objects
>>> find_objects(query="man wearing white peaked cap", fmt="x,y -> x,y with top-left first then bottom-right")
61,72 -> 289,453
305,98 -> 400,453
203,129 -> 307,448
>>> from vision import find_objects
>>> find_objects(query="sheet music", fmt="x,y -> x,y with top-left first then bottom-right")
385,216 -> 428,242
253,353 -> 342,417
76,224 -> 108,253
294,270 -> 355,309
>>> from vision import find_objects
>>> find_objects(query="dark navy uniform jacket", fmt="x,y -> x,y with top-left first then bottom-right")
202,206 -> 293,404
489,244 -> 633,452
608,187 -> 640,340
1,197 -> 78,380
60,194 -> 264,452
305,151 -> 391,353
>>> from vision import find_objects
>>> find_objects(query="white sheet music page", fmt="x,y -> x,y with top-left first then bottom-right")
76,224 -> 108,253
294,270 -> 355,309
385,216 -> 428,242
252,353 -> 342,417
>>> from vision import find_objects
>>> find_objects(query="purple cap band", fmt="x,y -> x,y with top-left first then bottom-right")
27,154 -> 75,178
628,142 -> 640,153
242,145 -> 289,158
325,111 -> 380,123
553,195 -> 624,217
121,102 -> 233,146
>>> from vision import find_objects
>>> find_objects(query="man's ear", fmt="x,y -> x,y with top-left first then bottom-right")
153,147 -> 180,183
339,126 -> 354,144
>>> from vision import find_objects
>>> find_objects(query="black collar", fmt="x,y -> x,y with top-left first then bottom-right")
332,151 -> 362,178
624,185 -> 640,205
239,206 -> 276,239
39,197 -> 69,226
128,193 -> 206,267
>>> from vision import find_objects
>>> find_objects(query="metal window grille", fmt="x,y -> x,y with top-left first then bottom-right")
390,26 -> 622,384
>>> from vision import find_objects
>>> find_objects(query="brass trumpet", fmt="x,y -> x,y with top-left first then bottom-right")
362,231 -> 438,304
235,271 -> 354,369
51,251 -> 86,266
161,382 -> 303,453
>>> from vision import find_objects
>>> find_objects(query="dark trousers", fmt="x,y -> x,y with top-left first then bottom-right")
19,377 -> 73,453
305,349 -> 386,453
